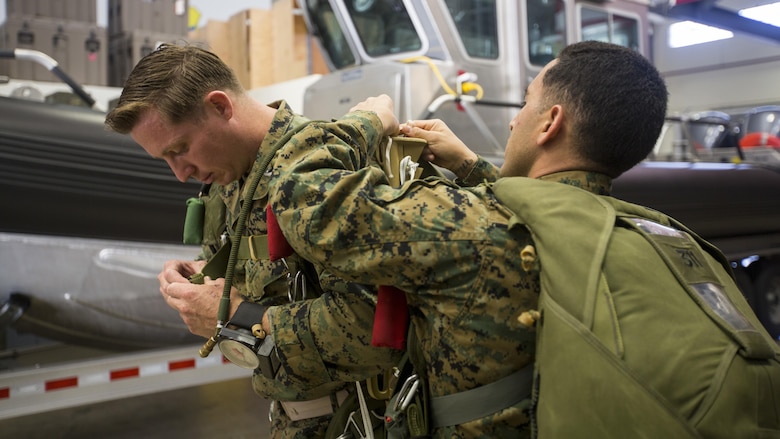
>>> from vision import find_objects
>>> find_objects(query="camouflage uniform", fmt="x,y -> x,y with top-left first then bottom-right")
268,112 -> 614,438
200,102 -> 401,438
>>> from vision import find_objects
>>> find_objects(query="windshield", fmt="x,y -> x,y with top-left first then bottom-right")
305,0 -> 423,68
345,0 -> 422,57
305,0 -> 356,69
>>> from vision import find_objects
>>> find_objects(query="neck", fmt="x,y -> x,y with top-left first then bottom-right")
238,98 -> 277,168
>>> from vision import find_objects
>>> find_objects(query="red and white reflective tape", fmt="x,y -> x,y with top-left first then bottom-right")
0,354 -> 230,400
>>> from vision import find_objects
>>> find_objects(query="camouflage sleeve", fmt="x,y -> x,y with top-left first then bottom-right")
254,280 -> 401,401
456,156 -> 500,187
269,111 -> 495,290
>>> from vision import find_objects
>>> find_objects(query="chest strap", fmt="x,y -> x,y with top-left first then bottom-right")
237,235 -> 269,260
429,364 -> 533,428
190,234 -> 270,284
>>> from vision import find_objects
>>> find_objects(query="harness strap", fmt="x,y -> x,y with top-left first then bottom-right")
189,234 -> 269,285
238,235 -> 270,261
280,390 -> 349,421
429,364 -> 534,428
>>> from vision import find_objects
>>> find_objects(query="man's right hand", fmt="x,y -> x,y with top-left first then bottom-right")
158,259 -> 241,338
400,119 -> 478,180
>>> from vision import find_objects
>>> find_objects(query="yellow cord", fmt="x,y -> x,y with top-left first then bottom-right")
462,81 -> 484,99
399,55 -> 484,99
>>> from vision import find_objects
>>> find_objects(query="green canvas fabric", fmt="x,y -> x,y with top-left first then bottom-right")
491,177 -> 780,438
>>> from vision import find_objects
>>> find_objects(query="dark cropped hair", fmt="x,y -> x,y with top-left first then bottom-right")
543,41 -> 668,177
105,43 -> 244,134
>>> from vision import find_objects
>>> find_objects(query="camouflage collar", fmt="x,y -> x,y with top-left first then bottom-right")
219,100 -> 297,212
539,170 -> 612,196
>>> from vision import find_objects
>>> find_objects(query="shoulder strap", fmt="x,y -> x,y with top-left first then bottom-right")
492,177 -> 615,323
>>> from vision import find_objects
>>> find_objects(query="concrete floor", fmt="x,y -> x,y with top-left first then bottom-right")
0,377 -> 272,439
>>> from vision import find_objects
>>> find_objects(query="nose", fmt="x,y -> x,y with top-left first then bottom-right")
165,157 -> 193,183
509,108 -> 524,131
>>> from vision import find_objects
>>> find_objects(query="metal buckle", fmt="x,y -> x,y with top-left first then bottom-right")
288,270 -> 308,302
366,367 -> 400,401
393,374 -> 420,413
247,235 -> 262,260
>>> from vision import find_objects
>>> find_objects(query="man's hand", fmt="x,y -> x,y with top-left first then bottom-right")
350,94 -> 399,137
158,259 -> 241,338
161,259 -> 206,280
400,119 -> 479,180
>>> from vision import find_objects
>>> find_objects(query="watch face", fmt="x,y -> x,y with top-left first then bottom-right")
218,339 -> 260,370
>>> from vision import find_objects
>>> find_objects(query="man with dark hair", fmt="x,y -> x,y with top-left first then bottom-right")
264,41 -> 780,437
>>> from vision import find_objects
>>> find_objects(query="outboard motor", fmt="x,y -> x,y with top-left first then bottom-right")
740,105 -> 780,148
684,111 -> 731,151
738,105 -> 780,164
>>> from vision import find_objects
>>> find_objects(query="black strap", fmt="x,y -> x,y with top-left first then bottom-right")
229,301 -> 269,330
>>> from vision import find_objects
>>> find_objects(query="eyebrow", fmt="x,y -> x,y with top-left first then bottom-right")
159,140 -> 187,159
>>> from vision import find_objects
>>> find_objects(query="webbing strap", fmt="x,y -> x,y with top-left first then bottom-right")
191,234 -> 269,284
429,364 -> 534,428
237,235 -> 270,261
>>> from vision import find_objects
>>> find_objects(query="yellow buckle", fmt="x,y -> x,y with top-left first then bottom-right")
246,235 -> 270,260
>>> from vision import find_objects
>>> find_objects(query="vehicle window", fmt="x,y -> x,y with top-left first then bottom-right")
581,7 -> 610,42
526,0 -> 566,66
612,14 -> 639,50
581,6 -> 639,51
344,0 -> 422,57
444,0 -> 499,59
305,0 -> 356,69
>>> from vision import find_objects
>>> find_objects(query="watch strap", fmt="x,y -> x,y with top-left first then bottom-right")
230,301 -> 269,330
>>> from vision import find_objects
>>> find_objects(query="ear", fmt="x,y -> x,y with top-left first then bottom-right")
537,104 -> 563,145
205,90 -> 233,120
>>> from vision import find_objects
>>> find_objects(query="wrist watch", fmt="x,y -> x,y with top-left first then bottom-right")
217,301 -> 280,378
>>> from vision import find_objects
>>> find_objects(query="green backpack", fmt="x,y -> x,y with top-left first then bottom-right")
491,177 -> 780,438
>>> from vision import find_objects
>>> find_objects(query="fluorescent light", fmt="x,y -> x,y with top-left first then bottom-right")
668,20 -> 734,48
739,2 -> 780,27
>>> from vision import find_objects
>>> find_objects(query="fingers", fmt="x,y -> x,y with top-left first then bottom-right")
402,118 -> 444,131
162,259 -> 206,278
158,266 -> 189,296
400,119 -> 477,178
349,94 -> 399,136
349,94 -> 392,113
160,280 -> 222,338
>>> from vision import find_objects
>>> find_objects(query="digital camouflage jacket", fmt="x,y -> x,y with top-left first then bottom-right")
267,111 -> 615,438
203,102 -> 401,438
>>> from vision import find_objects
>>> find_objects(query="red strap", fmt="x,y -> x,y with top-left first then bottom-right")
266,204 -> 294,261
371,285 -> 408,350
